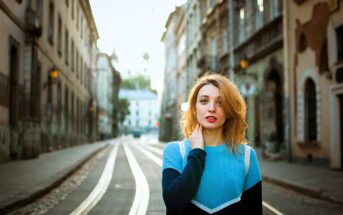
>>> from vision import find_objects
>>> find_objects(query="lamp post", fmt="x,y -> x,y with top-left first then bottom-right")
239,57 -> 249,70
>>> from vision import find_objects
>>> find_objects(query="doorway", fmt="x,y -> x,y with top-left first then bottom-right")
339,95 -> 343,168
9,38 -> 20,159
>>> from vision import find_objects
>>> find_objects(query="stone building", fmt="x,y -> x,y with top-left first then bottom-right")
185,0 -> 202,91
230,0 -> 285,158
175,4 -> 187,138
197,0 -> 231,77
0,0 -> 98,162
160,6 -> 183,142
284,0 -> 343,168
96,52 -> 121,140
194,0 -> 284,158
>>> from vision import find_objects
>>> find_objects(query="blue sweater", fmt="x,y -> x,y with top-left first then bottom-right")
162,140 -> 262,214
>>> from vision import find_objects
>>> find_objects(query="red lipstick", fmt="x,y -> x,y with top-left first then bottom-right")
206,116 -> 217,123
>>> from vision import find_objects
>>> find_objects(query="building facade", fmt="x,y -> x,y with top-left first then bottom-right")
185,0 -> 202,91
119,89 -> 159,135
160,7 -> 181,142
96,52 -> 121,140
175,4 -> 187,138
0,0 -> 98,162
230,0 -> 285,159
284,0 -> 343,168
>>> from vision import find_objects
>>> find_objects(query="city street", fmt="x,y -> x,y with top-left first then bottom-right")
3,135 -> 342,215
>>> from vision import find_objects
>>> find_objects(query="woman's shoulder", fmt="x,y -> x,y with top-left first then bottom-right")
163,139 -> 191,154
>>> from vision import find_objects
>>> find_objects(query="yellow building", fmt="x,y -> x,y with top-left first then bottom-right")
284,0 -> 343,168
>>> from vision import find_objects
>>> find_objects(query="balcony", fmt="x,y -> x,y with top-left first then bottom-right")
197,55 -> 224,74
25,7 -> 42,37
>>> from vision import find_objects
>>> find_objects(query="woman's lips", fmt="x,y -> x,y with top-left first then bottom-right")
206,116 -> 217,123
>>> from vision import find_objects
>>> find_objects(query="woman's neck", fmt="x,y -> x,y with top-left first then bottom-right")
203,128 -> 224,146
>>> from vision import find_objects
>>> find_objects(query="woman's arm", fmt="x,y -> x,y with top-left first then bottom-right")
241,181 -> 262,214
162,148 -> 206,214
242,147 -> 262,214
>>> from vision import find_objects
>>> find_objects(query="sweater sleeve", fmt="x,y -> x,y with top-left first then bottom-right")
241,148 -> 262,214
162,143 -> 206,215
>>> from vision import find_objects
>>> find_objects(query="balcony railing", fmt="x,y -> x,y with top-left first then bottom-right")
197,55 -> 221,73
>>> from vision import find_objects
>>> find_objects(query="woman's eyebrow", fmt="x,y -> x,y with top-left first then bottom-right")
198,95 -> 209,98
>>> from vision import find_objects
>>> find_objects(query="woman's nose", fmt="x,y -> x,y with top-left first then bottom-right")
209,102 -> 215,112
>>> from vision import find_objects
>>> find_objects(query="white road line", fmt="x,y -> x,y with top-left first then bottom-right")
123,143 -> 150,215
263,201 -> 284,215
70,142 -> 119,215
139,144 -> 163,156
132,144 -> 162,167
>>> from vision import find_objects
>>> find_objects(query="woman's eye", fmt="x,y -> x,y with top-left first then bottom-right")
217,100 -> 222,106
200,99 -> 208,104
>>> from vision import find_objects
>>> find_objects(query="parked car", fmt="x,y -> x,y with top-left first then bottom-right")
132,130 -> 141,138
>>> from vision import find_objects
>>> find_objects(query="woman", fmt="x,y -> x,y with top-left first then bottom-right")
162,74 -> 262,214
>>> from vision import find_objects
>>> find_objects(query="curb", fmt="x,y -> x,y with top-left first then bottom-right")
262,175 -> 343,206
0,144 -> 109,215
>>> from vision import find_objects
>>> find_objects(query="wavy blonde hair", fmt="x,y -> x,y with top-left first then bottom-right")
180,73 -> 248,149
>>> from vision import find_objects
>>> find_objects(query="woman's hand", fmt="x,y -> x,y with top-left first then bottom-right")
190,124 -> 204,150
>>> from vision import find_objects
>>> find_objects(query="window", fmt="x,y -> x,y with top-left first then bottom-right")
210,0 -> 216,8
256,0 -> 263,30
81,17 -> 83,39
65,29 -> 69,65
304,79 -> 317,141
269,0 -> 279,19
76,51 -> 79,78
71,93 -> 74,131
57,15 -> 62,56
47,1 -> 54,44
239,8 -> 246,43
76,98 -> 79,133
336,25 -> 343,63
65,87 -> 69,133
222,30 -> 228,54
76,3 -> 79,29
71,40 -> 74,71
80,58 -> 83,84
57,82 -> 62,130
71,0 -> 74,19
210,37 -> 217,69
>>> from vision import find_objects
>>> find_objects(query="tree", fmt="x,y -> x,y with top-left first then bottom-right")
119,98 -> 130,123
121,75 -> 155,92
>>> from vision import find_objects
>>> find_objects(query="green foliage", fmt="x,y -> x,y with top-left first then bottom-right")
119,98 -> 130,123
120,75 -> 152,90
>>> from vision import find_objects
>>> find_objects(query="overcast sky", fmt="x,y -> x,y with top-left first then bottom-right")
89,0 -> 186,93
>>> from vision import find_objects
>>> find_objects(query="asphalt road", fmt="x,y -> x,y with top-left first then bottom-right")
9,135 -> 343,215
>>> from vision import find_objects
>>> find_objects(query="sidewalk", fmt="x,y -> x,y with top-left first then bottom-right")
257,151 -> 343,205
0,141 -> 109,214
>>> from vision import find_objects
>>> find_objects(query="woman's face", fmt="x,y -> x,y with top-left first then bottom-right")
195,84 -> 226,130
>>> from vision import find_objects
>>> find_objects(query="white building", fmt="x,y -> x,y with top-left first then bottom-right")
96,52 -> 121,139
119,89 -> 159,134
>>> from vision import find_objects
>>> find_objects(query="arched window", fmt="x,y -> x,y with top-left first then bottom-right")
304,78 -> 317,142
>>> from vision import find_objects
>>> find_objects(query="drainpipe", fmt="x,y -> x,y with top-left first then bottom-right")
229,0 -> 235,80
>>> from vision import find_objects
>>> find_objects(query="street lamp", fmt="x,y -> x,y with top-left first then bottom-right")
50,67 -> 59,79
44,67 -> 59,88
239,56 -> 249,70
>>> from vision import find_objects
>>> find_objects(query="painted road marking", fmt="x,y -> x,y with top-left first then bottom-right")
132,143 -> 162,167
263,201 -> 284,215
123,143 -> 150,215
71,142 -> 119,215
139,144 -> 163,156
